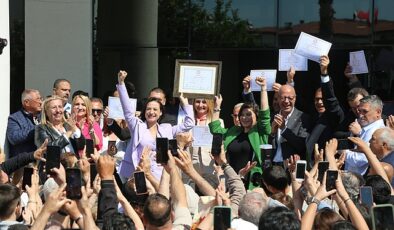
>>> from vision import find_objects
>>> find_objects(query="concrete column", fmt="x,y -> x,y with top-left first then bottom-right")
0,0 -> 10,153
25,0 -> 93,97
97,0 -> 158,100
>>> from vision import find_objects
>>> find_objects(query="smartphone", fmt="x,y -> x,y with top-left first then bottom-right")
156,137 -> 169,164
22,167 -> 34,190
360,186 -> 374,208
66,168 -> 82,200
75,137 -> 86,151
372,204 -> 394,230
168,139 -> 178,157
90,163 -> 97,187
85,139 -> 95,158
46,145 -> 61,173
295,160 -> 307,181
107,140 -> 117,156
326,170 -> 338,191
317,161 -> 330,183
213,206 -> 231,230
134,171 -> 148,195
337,138 -> 354,150
211,134 -> 223,156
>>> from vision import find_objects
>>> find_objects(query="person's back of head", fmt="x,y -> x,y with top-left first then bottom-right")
347,88 -> 369,102
144,193 -> 172,228
365,175 -> 391,204
262,166 -> 288,193
238,192 -> 268,226
330,220 -> 356,230
102,212 -> 136,230
341,171 -> 364,201
0,184 -> 21,220
258,206 -> 300,230
271,192 -> 294,210
314,208 -> 344,230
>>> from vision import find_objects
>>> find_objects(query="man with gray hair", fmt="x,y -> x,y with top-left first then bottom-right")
6,89 -> 42,157
369,127 -> 394,186
232,192 -> 268,229
345,95 -> 385,175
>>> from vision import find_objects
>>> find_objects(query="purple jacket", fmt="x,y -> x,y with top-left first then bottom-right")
117,84 -> 195,179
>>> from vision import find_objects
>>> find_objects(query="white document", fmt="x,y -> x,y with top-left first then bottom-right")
250,69 -> 277,92
349,50 -> 368,74
278,49 -> 308,71
108,96 -> 137,120
179,65 -> 216,94
294,32 -> 332,63
192,126 -> 213,147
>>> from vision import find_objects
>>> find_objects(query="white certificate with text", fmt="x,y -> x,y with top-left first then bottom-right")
278,49 -> 308,71
349,50 -> 368,74
179,65 -> 216,94
250,69 -> 277,92
192,126 -> 213,147
294,32 -> 332,63
108,96 -> 137,120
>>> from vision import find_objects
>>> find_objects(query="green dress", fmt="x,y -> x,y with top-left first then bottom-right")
208,109 -> 271,190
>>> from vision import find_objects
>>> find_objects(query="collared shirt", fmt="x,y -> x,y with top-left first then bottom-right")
273,107 -> 295,162
345,119 -> 385,175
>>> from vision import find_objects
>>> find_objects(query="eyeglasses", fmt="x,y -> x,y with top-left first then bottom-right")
280,96 -> 295,102
92,109 -> 103,115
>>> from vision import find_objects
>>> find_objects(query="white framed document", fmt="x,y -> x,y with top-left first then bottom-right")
294,32 -> 332,63
192,126 -> 213,147
278,49 -> 308,71
349,50 -> 368,74
173,59 -> 222,99
108,96 -> 137,120
249,69 -> 277,92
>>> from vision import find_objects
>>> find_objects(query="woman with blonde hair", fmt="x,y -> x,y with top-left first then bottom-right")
72,95 -> 103,151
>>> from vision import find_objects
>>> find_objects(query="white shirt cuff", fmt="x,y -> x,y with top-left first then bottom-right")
321,75 -> 330,83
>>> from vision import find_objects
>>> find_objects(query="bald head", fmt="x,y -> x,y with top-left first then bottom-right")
278,85 -> 296,116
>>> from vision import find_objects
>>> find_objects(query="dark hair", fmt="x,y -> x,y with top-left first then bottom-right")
0,184 -> 21,218
125,81 -> 137,98
314,208 -> 344,230
72,90 -> 89,101
149,87 -> 165,96
365,175 -> 391,204
90,97 -> 103,105
102,212 -> 136,230
140,97 -> 165,122
258,206 -> 300,230
143,193 -> 171,227
271,192 -> 294,210
239,103 -> 259,121
331,220 -> 356,230
53,78 -> 71,89
262,166 -> 288,191
8,224 -> 29,230
347,88 -> 369,101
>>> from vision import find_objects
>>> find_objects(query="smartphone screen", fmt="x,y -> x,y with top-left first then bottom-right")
46,145 -> 61,173
75,137 -> 86,151
107,140 -> 117,156
168,139 -> 178,157
134,171 -> 148,195
156,137 -> 169,164
66,168 -> 82,200
22,167 -> 34,190
296,161 -> 306,181
211,134 -> 223,156
337,139 -> 354,150
90,163 -> 97,187
372,204 -> 394,230
213,206 -> 231,230
317,161 -> 329,183
326,170 -> 338,191
360,186 -> 374,208
85,139 -> 95,158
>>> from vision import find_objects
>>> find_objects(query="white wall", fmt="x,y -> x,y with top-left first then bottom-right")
0,0 -> 10,153
25,0 -> 92,98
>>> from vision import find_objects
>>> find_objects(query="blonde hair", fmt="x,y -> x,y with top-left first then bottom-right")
41,96 -> 65,125
72,95 -> 93,123
193,98 -> 215,122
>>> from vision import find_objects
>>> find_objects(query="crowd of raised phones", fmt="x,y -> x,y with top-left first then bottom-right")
0,55 -> 393,230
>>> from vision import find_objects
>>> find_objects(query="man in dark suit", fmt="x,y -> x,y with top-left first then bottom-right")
270,84 -> 312,164
6,89 -> 42,158
305,56 -> 345,165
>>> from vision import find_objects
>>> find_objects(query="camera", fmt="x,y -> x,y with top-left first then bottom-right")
0,38 -> 8,55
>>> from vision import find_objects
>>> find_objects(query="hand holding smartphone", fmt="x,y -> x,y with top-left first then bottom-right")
22,167 -> 34,191
85,139 -> 95,158
211,134 -> 223,156
326,170 -> 338,191
156,137 -> 169,164
372,204 -> 394,230
134,171 -> 148,195
46,145 -> 61,173
317,161 -> 329,183
360,186 -> 374,208
107,140 -> 117,156
168,139 -> 178,158
213,206 -> 231,230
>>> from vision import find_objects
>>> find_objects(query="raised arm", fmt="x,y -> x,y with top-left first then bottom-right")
242,75 -> 256,104
171,93 -> 195,135
116,70 -> 139,132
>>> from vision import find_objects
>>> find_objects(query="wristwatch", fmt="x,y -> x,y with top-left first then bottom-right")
307,196 -> 321,206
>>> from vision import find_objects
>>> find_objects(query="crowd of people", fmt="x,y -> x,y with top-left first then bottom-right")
0,55 -> 393,230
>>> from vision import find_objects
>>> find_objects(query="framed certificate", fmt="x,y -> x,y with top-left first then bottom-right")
173,59 -> 222,99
